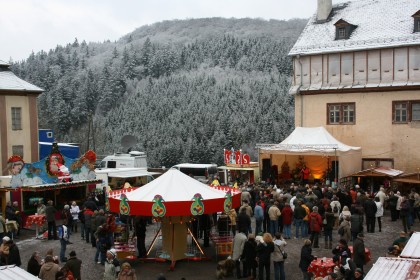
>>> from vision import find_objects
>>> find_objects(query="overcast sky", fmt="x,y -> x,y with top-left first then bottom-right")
0,0 -> 322,62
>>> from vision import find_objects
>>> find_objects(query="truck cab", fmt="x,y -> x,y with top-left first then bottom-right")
171,163 -> 218,183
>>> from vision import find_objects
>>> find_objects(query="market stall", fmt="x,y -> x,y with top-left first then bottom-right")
364,257 -> 420,279
4,145 -> 101,226
258,127 -> 362,186
107,168 -> 241,269
219,148 -> 260,185
346,167 -> 403,193
393,172 -> 420,194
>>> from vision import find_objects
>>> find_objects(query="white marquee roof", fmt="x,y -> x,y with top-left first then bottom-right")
260,126 -> 361,155
289,0 -> 420,56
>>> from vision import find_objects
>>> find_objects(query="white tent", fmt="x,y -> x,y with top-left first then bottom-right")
259,127 -> 362,183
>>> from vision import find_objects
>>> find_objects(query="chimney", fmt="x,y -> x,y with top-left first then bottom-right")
317,0 -> 332,22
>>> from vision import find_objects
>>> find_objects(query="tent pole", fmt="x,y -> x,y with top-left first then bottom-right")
334,148 -> 338,187
187,227 -> 205,255
146,227 -> 161,256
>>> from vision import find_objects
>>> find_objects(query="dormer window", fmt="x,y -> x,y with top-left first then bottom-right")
413,10 -> 420,33
338,28 -> 346,39
334,19 -> 357,40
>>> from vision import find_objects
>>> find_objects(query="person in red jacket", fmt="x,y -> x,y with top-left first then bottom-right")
281,203 -> 293,239
309,206 -> 323,248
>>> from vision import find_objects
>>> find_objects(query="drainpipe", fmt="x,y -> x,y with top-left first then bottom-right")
296,54 -> 304,127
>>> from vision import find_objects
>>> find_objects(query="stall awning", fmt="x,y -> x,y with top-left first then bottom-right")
0,265 -> 42,279
108,171 -> 160,178
349,167 -> 404,177
364,257 -> 420,280
400,232 -> 420,259
393,172 -> 420,185
218,166 -> 257,171
1,179 -> 103,192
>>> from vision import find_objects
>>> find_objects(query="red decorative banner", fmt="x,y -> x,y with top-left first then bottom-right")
224,148 -> 251,165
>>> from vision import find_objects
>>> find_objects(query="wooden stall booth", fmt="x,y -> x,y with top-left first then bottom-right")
4,146 -> 100,230
220,148 -> 260,185
393,172 -> 420,194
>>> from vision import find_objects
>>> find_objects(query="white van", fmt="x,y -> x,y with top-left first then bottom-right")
100,151 -> 147,169
95,168 -> 159,190
172,163 -> 218,183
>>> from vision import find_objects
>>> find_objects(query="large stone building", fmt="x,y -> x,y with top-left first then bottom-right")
289,0 -> 420,173
0,60 -> 43,175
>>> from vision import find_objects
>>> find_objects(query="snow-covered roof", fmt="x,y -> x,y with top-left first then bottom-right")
0,65 -> 43,93
349,166 -> 404,177
289,0 -> 420,56
400,232 -> 420,259
0,265 -> 43,279
364,257 -> 420,280
0,60 -> 10,66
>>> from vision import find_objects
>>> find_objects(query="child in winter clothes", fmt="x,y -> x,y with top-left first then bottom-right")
117,262 -> 137,280
104,249 -> 120,280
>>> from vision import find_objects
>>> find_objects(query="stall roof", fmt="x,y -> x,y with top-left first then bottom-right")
107,170 -> 160,178
400,232 -> 420,259
394,173 -> 420,185
218,166 -> 258,171
364,257 -> 420,280
0,265 -> 41,279
350,167 -> 404,177
2,179 -> 102,192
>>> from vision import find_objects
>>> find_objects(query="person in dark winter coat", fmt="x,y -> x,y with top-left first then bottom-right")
45,200 -> 58,240
350,209 -> 364,241
256,233 -> 274,280
242,234 -> 257,279
64,251 -> 82,280
363,196 -> 377,233
27,251 -> 42,276
353,233 -> 366,273
7,239 -> 21,266
324,207 -> 336,249
387,191 -> 399,221
299,239 -> 314,280
237,208 -> 251,234
294,201 -> 307,239
132,216 -> 147,258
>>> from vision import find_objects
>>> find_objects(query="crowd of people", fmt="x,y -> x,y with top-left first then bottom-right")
1,180 -> 419,280
219,181 -> 420,280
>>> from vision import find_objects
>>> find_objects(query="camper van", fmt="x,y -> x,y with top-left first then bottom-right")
100,151 -> 147,169
172,163 -> 218,183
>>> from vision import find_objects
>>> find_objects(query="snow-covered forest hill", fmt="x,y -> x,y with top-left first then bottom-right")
12,17 -> 307,167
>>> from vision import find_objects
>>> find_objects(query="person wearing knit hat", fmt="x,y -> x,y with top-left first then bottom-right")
104,248 -> 120,280
64,251 -> 82,280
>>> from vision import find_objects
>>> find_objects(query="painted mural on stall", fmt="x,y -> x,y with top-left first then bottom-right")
7,143 -> 96,188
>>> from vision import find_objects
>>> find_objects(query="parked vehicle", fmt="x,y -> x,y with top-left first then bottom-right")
95,167 -> 158,190
100,151 -> 147,169
171,163 -> 218,183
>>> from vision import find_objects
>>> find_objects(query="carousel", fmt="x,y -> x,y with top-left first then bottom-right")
107,168 -> 241,269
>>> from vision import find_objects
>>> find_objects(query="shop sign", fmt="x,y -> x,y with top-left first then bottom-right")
224,148 -> 251,165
